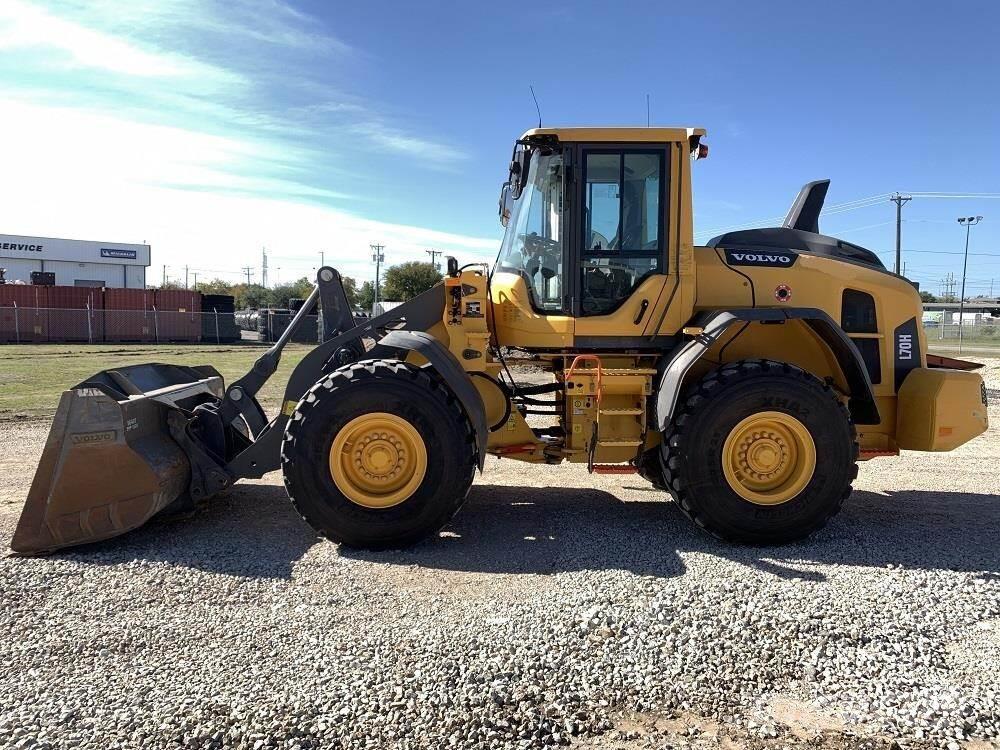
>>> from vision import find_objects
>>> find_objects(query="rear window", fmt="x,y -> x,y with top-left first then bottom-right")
841,289 -> 881,384
841,289 -> 877,333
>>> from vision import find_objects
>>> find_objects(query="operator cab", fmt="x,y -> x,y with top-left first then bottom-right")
493,126 -> 706,348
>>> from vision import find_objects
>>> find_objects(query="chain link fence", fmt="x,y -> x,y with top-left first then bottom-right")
0,306 -> 242,344
4,304 -> 999,356
924,319 -> 1000,354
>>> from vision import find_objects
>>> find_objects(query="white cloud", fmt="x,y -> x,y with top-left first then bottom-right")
0,1 -> 485,285
0,0 -> 239,83
0,100 -> 497,285
361,122 -> 468,164
60,0 -> 352,55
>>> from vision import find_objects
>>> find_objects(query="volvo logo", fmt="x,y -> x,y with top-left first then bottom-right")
723,249 -> 797,268
70,430 -> 116,445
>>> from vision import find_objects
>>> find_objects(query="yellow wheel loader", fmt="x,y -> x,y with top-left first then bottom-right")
12,127 -> 990,555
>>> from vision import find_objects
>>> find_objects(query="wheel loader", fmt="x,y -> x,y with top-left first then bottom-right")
11,126 -> 990,555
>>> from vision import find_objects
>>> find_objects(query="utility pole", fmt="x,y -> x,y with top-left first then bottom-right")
425,249 -> 442,270
192,272 -> 198,290
242,266 -> 253,286
890,193 -> 912,276
162,265 -> 167,286
371,244 -> 385,313
956,216 -> 983,355
262,248 -> 268,289
940,273 -> 956,302
319,250 -> 325,268
185,265 -> 189,289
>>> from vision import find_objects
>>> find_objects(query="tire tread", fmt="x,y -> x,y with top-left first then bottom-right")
281,359 -> 476,547
659,358 -> 859,544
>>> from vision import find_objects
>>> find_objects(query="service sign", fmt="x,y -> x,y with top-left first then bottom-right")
0,234 -> 149,265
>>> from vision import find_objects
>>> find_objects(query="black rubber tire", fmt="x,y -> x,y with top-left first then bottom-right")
281,359 -> 476,549
659,359 -> 858,545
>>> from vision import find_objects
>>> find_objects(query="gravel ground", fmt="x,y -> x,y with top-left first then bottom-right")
1,361 -> 998,750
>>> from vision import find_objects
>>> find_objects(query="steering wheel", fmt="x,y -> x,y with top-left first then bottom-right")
519,232 -> 560,254
519,232 -> 561,279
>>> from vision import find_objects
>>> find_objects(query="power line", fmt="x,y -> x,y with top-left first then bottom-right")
906,192 -> 1000,198
874,248 -> 1000,258
695,191 -> 1000,241
694,193 -> 891,239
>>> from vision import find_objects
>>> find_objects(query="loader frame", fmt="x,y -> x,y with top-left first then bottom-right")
207,268 -> 487,488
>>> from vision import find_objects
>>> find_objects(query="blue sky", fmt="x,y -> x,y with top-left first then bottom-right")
1,0 -> 998,295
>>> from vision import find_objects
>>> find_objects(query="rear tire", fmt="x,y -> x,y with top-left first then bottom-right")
660,359 -> 857,545
282,359 -> 476,549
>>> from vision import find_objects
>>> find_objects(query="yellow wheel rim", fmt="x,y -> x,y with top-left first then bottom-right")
721,411 -> 816,506
329,412 -> 428,509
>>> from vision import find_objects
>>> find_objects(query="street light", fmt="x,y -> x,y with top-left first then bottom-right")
956,216 -> 983,355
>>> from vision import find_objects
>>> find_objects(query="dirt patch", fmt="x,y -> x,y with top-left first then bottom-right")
572,708 -> 898,749
768,696 -> 848,738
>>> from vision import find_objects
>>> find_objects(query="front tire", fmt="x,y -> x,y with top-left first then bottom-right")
660,359 -> 857,544
282,359 -> 476,549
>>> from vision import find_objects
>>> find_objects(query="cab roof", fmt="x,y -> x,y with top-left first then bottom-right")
520,126 -> 706,143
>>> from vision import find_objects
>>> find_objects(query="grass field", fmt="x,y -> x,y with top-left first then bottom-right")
0,343 -> 314,419
1,338 -> 995,420
925,335 -> 1000,358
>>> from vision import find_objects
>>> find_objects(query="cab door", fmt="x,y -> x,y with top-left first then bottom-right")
572,145 -> 675,347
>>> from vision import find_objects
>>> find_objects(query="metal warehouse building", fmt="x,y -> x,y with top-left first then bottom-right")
0,234 -> 150,289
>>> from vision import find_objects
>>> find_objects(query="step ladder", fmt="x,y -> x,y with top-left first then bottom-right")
565,356 -> 651,474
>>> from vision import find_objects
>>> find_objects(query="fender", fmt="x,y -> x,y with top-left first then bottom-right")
369,330 -> 488,470
654,307 -> 880,430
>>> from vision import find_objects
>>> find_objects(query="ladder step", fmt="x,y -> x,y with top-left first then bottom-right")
601,368 -> 657,376
592,464 -> 639,475
599,408 -> 643,415
597,439 -> 643,447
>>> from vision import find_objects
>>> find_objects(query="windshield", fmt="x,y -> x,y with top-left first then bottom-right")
497,150 -> 564,312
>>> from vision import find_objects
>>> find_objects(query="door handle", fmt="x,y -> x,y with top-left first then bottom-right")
633,299 -> 649,325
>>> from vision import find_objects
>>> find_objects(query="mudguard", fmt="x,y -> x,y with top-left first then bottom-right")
654,307 -> 880,430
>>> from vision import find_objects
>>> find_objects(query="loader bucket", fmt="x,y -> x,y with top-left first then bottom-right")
11,363 -> 225,555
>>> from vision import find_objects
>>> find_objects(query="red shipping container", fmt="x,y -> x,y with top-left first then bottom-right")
46,286 -> 104,343
104,289 -> 155,342
0,285 -> 48,343
153,290 -> 202,342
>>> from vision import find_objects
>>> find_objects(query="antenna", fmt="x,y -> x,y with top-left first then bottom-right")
646,93 -> 650,127
529,85 -> 542,128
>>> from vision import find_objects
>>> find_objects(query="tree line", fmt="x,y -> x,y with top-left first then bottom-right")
157,261 -> 443,311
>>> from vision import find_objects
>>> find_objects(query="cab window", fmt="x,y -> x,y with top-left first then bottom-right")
496,150 -> 565,312
581,150 -> 665,316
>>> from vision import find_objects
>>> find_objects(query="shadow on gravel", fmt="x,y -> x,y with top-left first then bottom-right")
34,483 -> 1000,581
40,485 -> 318,579
343,485 -> 1000,581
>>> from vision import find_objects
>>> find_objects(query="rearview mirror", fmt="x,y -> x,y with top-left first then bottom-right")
498,182 -> 513,227
508,142 -> 531,199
